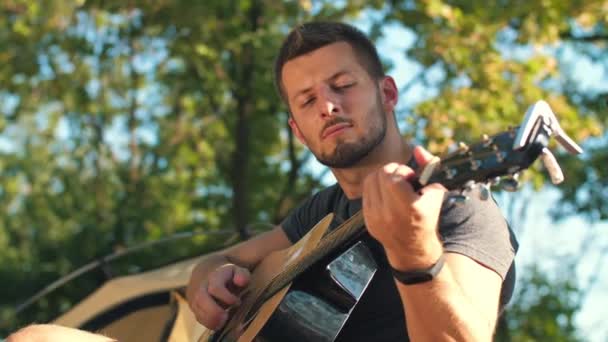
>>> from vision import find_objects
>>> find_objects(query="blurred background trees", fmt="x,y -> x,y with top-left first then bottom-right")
0,1 -> 605,340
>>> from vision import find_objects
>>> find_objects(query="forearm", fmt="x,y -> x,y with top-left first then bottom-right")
395,263 -> 495,342
186,227 -> 291,304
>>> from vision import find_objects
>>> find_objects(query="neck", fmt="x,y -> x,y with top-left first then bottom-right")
331,124 -> 411,199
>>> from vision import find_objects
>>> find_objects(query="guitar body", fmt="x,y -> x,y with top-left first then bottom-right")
243,238 -> 377,342
199,213 -> 378,342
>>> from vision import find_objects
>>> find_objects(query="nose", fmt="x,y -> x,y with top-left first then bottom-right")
317,85 -> 340,118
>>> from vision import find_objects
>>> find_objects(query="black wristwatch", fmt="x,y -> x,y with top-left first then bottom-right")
390,253 -> 446,285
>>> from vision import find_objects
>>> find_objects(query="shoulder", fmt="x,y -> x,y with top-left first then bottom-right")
280,183 -> 344,243
438,188 -> 519,280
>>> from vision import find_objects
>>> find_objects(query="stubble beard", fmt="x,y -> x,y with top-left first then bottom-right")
316,96 -> 387,169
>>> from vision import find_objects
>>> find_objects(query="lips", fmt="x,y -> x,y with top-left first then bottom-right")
322,122 -> 352,139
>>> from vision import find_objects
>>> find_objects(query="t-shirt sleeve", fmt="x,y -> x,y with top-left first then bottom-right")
280,185 -> 338,243
438,188 -> 519,280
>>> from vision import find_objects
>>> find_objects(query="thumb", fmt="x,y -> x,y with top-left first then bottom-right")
413,145 -> 436,167
232,266 -> 251,288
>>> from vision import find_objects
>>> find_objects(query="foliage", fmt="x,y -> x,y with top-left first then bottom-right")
496,264 -> 583,342
0,0 -> 605,339
0,0 -> 390,333
385,0 -> 606,200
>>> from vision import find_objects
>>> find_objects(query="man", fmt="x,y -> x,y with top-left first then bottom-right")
187,21 -> 517,341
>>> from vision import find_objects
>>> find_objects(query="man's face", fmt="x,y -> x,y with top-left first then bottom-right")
282,42 -> 395,168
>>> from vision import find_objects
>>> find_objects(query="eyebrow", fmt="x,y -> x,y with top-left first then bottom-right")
291,70 -> 353,102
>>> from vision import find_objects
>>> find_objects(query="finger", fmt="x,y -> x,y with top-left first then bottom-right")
413,145 -> 437,168
382,162 -> 401,182
207,276 -> 241,307
194,286 -> 229,330
232,267 -> 251,288
387,163 -> 416,183
414,183 -> 447,214
194,306 -> 228,331
362,170 -> 381,221
381,163 -> 417,202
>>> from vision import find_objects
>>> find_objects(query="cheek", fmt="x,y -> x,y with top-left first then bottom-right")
292,117 -> 318,141
349,88 -> 377,113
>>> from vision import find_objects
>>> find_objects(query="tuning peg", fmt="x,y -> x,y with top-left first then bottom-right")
482,134 -> 493,147
479,183 -> 491,201
469,158 -> 481,171
495,151 -> 506,163
448,194 -> 470,206
490,177 -> 501,186
501,174 -> 520,192
540,147 -> 564,184
444,167 -> 456,180
458,142 -> 470,154
461,181 -> 476,194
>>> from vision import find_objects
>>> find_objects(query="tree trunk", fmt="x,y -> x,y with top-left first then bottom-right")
231,0 -> 261,240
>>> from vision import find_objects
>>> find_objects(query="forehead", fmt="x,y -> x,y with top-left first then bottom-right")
281,42 -> 367,95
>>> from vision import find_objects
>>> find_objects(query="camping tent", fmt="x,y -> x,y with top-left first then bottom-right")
51,255 -> 208,341
13,232 -> 241,342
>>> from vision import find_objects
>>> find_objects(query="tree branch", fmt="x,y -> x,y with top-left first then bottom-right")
559,31 -> 608,42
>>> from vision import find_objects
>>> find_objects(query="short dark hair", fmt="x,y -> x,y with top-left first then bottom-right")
274,21 -> 384,104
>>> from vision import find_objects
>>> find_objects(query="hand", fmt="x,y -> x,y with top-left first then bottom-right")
362,146 -> 445,270
189,264 -> 250,330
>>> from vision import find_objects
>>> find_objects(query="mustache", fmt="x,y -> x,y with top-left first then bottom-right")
321,117 -> 352,138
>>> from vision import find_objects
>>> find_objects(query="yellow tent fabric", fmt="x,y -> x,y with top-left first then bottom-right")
52,255 -> 209,341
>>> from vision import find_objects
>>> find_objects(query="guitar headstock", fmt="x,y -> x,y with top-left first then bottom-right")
418,100 -> 583,201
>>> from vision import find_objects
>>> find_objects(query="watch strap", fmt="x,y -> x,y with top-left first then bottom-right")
391,253 -> 445,285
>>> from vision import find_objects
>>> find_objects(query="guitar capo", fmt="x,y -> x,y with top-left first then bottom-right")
513,100 -> 583,184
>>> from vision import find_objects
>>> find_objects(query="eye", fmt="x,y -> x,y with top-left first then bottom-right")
333,83 -> 354,91
302,97 -> 316,107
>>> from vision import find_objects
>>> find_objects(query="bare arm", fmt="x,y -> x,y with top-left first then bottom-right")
362,146 -> 504,341
393,252 -> 502,341
186,226 -> 292,329
6,324 -> 117,342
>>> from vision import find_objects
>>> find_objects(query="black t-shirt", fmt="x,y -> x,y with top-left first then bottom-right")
281,183 -> 518,341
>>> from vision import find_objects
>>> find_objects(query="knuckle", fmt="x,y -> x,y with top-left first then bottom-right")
382,162 -> 399,174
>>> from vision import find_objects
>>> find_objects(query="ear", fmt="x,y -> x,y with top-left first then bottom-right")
288,116 -> 308,147
379,76 -> 398,114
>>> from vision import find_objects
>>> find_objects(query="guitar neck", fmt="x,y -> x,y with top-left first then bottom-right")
261,103 -> 582,301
